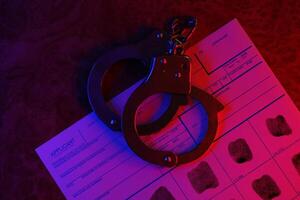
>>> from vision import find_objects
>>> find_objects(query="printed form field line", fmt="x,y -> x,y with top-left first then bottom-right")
220,85 -> 278,123
216,94 -> 285,141
125,94 -> 287,200
194,45 -> 253,75
74,124 -> 194,199
248,121 -> 299,196
36,19 -> 300,200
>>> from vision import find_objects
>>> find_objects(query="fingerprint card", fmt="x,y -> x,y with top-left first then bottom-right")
212,186 -> 243,200
249,96 -> 300,157
275,140 -> 300,193
130,174 -> 186,200
212,122 -> 270,182
36,19 -> 300,200
170,153 -> 232,199
236,159 -> 297,200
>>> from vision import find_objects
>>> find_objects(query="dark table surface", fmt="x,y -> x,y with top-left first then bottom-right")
0,0 -> 299,199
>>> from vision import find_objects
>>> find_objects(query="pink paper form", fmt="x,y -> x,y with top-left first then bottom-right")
36,19 -> 300,200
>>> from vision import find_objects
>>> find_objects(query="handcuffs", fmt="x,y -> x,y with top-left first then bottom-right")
88,16 -> 224,167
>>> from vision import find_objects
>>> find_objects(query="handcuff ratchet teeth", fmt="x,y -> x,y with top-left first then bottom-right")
87,16 -> 224,167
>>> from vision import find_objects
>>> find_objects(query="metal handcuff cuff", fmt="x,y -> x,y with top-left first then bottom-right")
88,17 -> 224,167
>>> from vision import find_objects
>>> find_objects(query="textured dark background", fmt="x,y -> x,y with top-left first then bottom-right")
0,0 -> 299,199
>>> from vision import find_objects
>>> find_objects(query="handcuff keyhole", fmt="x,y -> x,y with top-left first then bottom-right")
163,155 -> 172,163
110,119 -> 117,125
160,58 -> 167,64
175,72 -> 182,79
